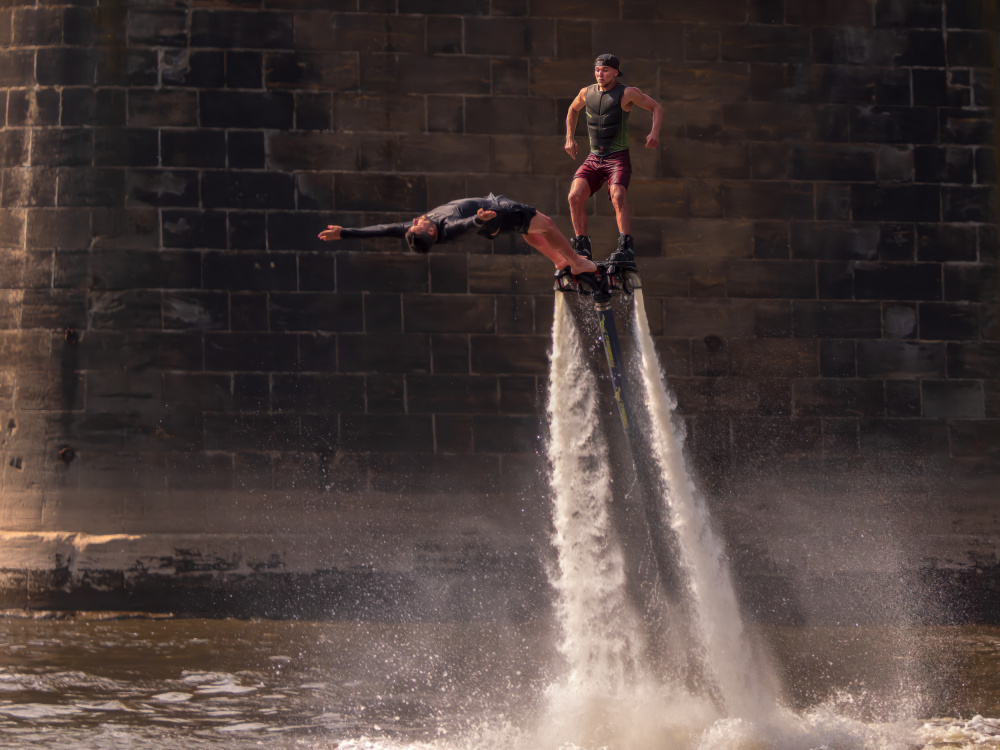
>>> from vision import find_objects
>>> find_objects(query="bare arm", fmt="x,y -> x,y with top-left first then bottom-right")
623,87 -> 663,149
564,88 -> 588,159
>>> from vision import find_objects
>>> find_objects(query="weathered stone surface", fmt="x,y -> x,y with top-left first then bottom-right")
0,0 -> 996,621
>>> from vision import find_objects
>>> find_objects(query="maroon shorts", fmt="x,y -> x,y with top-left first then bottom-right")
572,150 -> 632,196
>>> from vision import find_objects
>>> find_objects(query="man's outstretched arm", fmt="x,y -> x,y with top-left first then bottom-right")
318,222 -> 409,242
624,88 -> 663,149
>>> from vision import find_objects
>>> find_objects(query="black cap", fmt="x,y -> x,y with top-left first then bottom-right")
594,54 -> 623,76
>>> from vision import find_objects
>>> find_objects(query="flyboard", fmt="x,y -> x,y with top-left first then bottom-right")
554,260 -> 684,604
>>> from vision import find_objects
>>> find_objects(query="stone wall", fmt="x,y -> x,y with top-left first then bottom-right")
0,0 -> 997,620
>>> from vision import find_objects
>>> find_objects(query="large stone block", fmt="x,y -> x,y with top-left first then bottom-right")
204,413 -> 299,452
949,419 -> 1000,458
944,263 -> 997,302
652,218 -> 742,259
468,255 -> 552,295
792,378 -> 885,417
916,223 -> 977,262
162,292 -> 228,331
722,24 -> 810,63
673,377 -> 792,416
431,334 -> 471,374
265,51 -> 359,91
592,22 -> 683,61
466,97 -> 557,137
339,333 -> 430,373
919,302 -> 980,341
790,145 -> 877,182
128,90 -> 199,127
293,12 -> 423,53
25,208 -> 89,251
722,103 -> 820,141
333,174 -> 427,213
856,340 -> 946,379
396,134 -> 491,174
128,9 -> 188,46
730,417 -> 822,460
230,293 -> 268,331
464,17 -> 555,57
851,184 -> 941,222
786,0 -> 875,25
403,295 -> 495,334
790,223 -> 879,261
127,170 -> 200,208
726,259 -> 816,298
191,10 -> 292,48
369,453 -> 504,493
662,141 -> 749,180
730,338 -> 819,378
875,0 -> 942,28
201,91 -> 294,129
793,301 -> 882,338
397,55 -> 490,95
203,171 -> 295,210
943,186 -> 997,223
853,262 -> 942,301
470,334 -> 549,375
723,181 -> 814,220
941,109 -> 996,146
850,105 -> 939,144
89,289 -> 163,330
162,209 -> 228,249
661,64 -> 751,104
271,373 -> 365,413
472,414 -> 541,454
266,132 -> 359,172
162,130 -> 227,169
922,380 -> 985,418
407,374 -> 501,414
947,342 -> 1000,379
341,414 -> 434,453
20,289 -> 86,329
205,332 -> 299,372
270,292 -> 364,333
334,93 -> 424,134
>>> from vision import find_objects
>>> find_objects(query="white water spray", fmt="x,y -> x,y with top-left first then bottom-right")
542,295 -> 673,746
630,288 -> 778,719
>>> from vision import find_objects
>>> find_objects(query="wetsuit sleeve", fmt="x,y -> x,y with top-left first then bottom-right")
339,223 -> 409,239
446,216 -> 484,238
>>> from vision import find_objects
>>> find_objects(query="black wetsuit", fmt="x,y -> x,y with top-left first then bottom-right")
338,195 -> 537,243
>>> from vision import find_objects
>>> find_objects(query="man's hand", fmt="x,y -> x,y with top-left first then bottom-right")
564,138 -> 579,159
318,225 -> 342,241
645,133 -> 659,149
476,209 -> 497,221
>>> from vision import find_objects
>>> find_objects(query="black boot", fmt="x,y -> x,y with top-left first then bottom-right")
570,235 -> 592,260
607,233 -> 637,270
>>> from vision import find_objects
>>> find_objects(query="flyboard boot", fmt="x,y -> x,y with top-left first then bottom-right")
605,233 -> 638,272
570,235 -> 593,261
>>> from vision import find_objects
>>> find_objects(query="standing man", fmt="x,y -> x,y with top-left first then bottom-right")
564,54 -> 663,269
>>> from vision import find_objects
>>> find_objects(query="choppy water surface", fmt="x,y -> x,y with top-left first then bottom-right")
0,616 -> 997,749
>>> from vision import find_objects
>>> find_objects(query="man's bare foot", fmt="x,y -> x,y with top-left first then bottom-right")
568,258 -> 598,275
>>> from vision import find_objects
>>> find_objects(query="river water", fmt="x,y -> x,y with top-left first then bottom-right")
3,290 -> 996,749
0,615 -> 998,748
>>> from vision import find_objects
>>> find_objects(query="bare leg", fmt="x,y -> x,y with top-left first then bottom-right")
567,178 -> 592,237
524,212 -> 598,274
609,183 -> 632,235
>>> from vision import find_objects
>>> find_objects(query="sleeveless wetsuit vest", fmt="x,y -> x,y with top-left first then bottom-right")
585,82 -> 629,155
